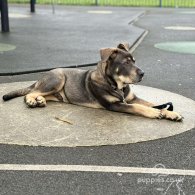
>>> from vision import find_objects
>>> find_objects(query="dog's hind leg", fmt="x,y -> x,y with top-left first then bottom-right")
24,69 -> 66,108
24,93 -> 48,108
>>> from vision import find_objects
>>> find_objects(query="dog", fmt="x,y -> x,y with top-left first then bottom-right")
2,43 -> 183,121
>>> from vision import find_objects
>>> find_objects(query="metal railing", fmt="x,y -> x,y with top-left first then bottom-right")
8,0 -> 195,7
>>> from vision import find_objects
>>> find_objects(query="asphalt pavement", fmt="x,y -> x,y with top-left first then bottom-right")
0,5 -> 144,74
0,6 -> 195,195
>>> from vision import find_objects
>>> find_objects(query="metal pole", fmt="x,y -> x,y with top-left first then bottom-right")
159,0 -> 162,7
0,0 -> 10,32
51,0 -> 55,14
30,0 -> 36,13
175,0 -> 178,8
95,0 -> 98,6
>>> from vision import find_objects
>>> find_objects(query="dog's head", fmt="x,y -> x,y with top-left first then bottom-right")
99,43 -> 144,89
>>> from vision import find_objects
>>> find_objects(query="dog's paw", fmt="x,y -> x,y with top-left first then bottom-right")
144,108 -> 165,119
25,97 -> 37,108
36,96 -> 46,107
162,109 -> 184,122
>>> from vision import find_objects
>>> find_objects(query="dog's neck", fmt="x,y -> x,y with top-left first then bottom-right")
96,62 -> 117,89
113,78 -> 126,90
90,64 -> 128,104
105,67 -> 126,90
92,62 -> 125,91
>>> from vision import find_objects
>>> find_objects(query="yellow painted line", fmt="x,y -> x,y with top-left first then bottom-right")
0,164 -> 195,176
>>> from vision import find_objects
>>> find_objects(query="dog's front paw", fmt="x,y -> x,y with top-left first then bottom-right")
162,109 -> 184,122
144,108 -> 164,119
36,96 -> 46,107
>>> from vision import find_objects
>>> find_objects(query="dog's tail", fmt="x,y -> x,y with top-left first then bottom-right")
2,83 -> 36,101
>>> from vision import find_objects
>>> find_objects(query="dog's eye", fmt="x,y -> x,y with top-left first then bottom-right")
129,56 -> 135,63
125,60 -> 131,65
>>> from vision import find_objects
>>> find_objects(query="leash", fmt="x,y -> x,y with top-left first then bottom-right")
153,102 -> 173,111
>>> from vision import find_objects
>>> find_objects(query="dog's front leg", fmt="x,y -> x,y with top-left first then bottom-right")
108,102 -> 164,119
129,96 -> 183,121
126,96 -> 183,121
127,96 -> 154,107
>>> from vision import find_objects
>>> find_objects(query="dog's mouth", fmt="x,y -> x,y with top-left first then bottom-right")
137,73 -> 144,83
138,77 -> 143,82
124,76 -> 143,85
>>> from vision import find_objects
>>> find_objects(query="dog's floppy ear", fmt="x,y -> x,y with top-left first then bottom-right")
100,48 -> 117,62
117,43 -> 130,52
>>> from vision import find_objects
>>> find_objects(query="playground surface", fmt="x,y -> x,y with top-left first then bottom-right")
0,5 -> 195,195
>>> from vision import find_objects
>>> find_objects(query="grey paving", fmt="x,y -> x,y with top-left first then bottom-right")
0,5 -> 144,74
0,171 -> 194,195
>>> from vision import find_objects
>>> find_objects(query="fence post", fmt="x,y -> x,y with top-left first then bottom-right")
30,0 -> 36,13
0,0 -> 10,32
51,0 -> 55,14
159,0 -> 162,7
175,0 -> 178,8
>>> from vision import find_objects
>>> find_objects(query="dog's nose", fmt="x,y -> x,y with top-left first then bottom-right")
140,71 -> 144,77
137,69 -> 144,77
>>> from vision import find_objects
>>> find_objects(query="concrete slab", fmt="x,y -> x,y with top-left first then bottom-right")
0,5 -> 145,75
0,81 -> 195,147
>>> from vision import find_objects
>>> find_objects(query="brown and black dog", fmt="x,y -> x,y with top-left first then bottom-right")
3,43 -> 183,121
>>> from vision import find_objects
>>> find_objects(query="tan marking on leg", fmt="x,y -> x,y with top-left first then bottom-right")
130,104 -> 164,119
104,95 -> 120,103
125,91 -> 135,102
36,96 -> 46,107
25,96 -> 37,108
25,92 -> 51,108
45,95 -> 60,102
161,109 -> 183,122
45,90 -> 68,103
80,102 -> 103,109
129,96 -> 154,107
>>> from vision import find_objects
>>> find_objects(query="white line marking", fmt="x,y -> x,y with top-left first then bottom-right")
130,30 -> 148,53
9,13 -> 31,18
0,164 -> 195,176
165,26 -> 195,30
87,10 -> 112,14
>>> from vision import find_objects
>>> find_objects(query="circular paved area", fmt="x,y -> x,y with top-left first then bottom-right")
0,81 -> 195,147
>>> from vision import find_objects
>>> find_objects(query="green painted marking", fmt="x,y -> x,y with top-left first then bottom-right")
0,43 -> 16,52
154,42 -> 195,54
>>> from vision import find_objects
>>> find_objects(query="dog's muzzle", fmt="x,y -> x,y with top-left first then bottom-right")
137,69 -> 144,81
